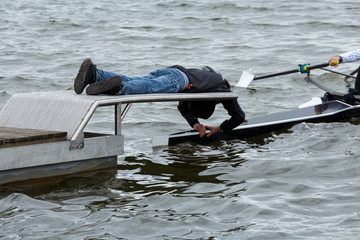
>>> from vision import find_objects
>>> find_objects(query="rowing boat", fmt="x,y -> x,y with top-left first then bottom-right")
154,76 -> 360,146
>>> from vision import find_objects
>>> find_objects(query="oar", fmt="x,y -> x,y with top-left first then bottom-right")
237,62 -> 331,88
319,67 -> 356,79
344,66 -> 359,81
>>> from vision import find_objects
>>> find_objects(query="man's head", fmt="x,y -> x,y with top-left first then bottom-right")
189,101 -> 216,119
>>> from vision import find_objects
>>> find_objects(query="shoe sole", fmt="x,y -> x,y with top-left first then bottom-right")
74,58 -> 92,94
86,76 -> 122,95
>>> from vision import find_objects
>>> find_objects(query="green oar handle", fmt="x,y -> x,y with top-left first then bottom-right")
254,62 -> 329,80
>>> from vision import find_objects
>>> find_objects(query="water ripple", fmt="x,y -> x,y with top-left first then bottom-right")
1,0 -> 360,239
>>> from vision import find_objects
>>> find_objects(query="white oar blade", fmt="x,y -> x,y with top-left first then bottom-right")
152,135 -> 169,147
298,97 -> 323,108
237,71 -> 255,88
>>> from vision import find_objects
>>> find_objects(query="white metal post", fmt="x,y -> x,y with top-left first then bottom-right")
115,104 -> 121,135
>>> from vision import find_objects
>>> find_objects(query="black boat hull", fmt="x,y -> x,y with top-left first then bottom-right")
164,101 -> 360,145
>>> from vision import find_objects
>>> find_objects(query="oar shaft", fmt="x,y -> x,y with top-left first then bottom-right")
307,63 -> 329,70
254,69 -> 299,80
320,68 -> 356,79
254,63 -> 329,80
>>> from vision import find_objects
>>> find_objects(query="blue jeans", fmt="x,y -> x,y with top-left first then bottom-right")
96,68 -> 189,95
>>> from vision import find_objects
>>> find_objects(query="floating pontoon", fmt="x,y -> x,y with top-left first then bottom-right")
0,91 -> 238,186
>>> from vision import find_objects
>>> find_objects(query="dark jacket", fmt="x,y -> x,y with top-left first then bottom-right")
171,65 -> 245,132
171,65 -> 230,93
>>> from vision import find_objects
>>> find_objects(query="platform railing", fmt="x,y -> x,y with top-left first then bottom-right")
70,92 -> 238,142
0,91 -> 238,148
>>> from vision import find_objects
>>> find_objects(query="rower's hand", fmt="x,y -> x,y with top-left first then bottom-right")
193,123 -> 206,137
205,125 -> 221,137
194,124 -> 222,137
328,57 -> 340,67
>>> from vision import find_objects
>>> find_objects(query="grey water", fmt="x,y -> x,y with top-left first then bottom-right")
1,0 -> 360,239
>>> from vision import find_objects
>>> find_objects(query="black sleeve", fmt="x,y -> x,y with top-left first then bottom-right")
219,99 -> 245,132
177,101 -> 200,128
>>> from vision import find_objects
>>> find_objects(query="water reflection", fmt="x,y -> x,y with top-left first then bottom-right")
0,140 -> 250,201
114,141 -> 249,198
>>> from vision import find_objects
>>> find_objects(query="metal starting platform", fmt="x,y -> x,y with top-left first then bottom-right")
0,91 -> 238,186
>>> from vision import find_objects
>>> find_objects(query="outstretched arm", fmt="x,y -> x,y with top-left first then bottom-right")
205,99 -> 246,137
329,49 -> 360,67
219,99 -> 246,132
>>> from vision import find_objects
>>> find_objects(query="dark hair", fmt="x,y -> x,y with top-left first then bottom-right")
224,79 -> 230,89
190,101 -> 216,119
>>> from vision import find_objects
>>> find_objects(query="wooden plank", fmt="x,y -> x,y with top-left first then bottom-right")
0,127 -> 67,148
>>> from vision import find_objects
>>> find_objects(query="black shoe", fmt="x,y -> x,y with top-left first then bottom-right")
86,76 -> 123,95
343,88 -> 360,105
74,58 -> 97,94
